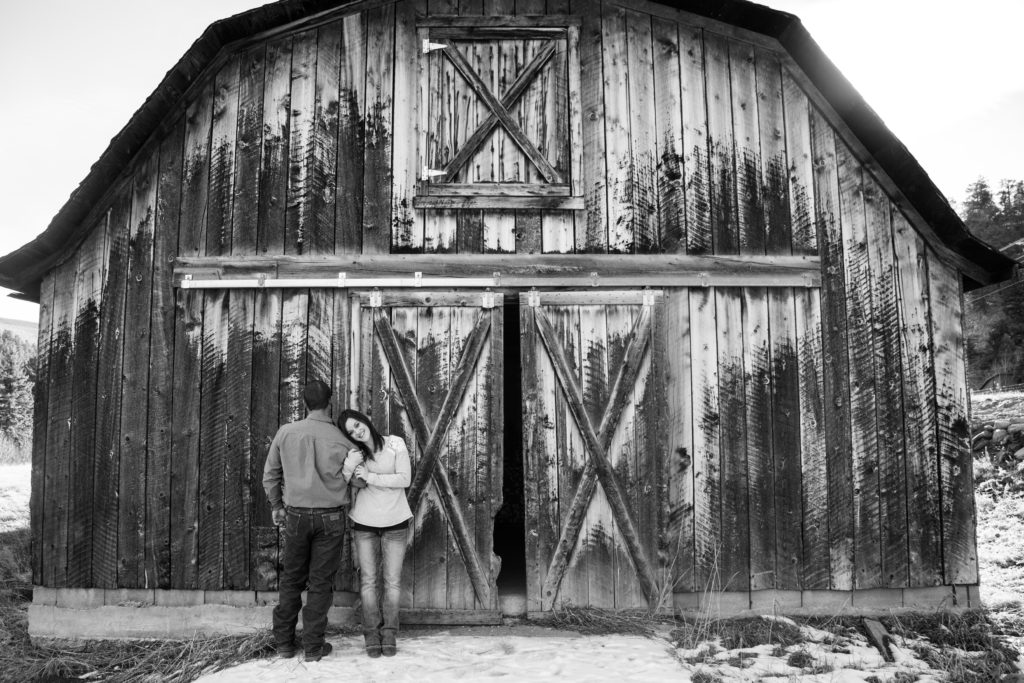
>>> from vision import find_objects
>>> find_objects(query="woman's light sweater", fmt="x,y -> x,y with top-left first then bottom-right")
343,435 -> 414,528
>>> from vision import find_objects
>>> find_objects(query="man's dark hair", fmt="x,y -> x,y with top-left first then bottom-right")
302,380 -> 332,411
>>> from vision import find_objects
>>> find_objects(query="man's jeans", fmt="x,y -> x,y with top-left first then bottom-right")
272,507 -> 345,652
353,526 -> 408,640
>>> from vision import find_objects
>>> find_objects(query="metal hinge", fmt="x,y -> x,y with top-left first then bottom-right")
422,39 -> 447,53
527,289 -> 540,307
697,271 -> 709,287
337,272 -> 347,288
421,166 -> 446,180
481,291 -> 496,309
181,273 -> 193,289
369,289 -> 383,308
642,290 -> 657,307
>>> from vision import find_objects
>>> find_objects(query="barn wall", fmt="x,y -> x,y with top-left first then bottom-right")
32,0 -> 974,595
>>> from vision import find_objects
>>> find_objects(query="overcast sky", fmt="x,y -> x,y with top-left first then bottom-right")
0,0 -> 1021,323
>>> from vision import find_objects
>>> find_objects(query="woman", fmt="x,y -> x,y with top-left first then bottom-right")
338,408 -> 412,658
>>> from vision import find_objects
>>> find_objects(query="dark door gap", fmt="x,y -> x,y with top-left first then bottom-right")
494,299 -> 526,593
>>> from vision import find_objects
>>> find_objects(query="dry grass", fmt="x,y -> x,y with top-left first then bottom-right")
540,604 -> 672,636
882,610 -> 1020,682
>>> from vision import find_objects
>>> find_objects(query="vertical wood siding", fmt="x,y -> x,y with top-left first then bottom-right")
32,0 -> 976,595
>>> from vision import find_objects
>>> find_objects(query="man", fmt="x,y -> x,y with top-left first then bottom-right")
263,379 -> 352,661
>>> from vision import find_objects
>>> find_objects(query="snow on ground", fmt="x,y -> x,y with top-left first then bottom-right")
195,621 -> 948,682
0,463 -> 30,532
196,630 -> 684,682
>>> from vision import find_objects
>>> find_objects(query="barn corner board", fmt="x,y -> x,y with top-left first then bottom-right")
1,0 -> 1007,634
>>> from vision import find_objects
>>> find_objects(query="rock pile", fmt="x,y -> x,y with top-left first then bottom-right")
973,419 -> 1024,466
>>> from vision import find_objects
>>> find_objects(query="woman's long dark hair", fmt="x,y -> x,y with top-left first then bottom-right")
337,408 -> 385,460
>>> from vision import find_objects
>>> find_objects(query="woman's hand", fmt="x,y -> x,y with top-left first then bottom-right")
354,463 -> 368,481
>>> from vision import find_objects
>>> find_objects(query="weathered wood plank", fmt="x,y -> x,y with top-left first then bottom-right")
198,290 -> 229,589
118,151 -> 159,588
769,287 -> 802,590
285,29 -> 319,255
795,287 -> 828,589
279,290 -> 309,423
643,296 -> 667,607
781,70 -> 816,256
336,14 -> 366,254
68,220 -> 108,587
207,55 -> 240,256
93,192 -> 132,589
175,252 -> 821,284
150,139 -> 185,586
929,254 -> 976,584
332,291 -> 355,591
180,83 -> 214,257
362,4 -> 396,254
663,288 -> 693,592
520,302 -> 544,611
43,258 -> 77,587
891,212 -> 942,586
223,290 -> 255,588
809,108 -> 853,590
258,35 -> 293,255
571,0 -> 607,252
446,307 -> 475,609
836,140 -> 881,590
653,20 -> 684,253
716,288 -> 747,591
311,23 -> 342,253
625,9 -> 658,252
703,32 -> 737,255
690,287 -> 720,590
31,271 -> 55,584
730,39 -> 762,256
413,306 -> 450,607
250,289 -> 282,590
864,182 -> 908,588
416,195 -> 583,210
392,0 -> 425,252
480,305 -> 502,608
578,305 -> 613,607
541,23 -> 574,254
601,5 -> 631,253
742,286 -> 772,591
231,45 -> 266,254
170,283 -> 204,589
754,48 -> 790,256
680,24 -> 711,255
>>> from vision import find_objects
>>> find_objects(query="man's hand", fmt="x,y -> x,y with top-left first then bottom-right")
272,508 -> 286,526
350,476 -> 368,489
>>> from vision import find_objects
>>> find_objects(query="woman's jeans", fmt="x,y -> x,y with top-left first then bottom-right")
353,526 -> 408,640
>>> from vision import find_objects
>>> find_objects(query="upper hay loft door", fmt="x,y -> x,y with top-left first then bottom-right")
415,16 -> 582,211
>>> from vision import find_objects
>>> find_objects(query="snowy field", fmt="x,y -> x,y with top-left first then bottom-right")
0,463 -> 30,532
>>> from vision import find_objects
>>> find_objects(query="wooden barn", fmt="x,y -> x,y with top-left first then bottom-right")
0,0 -> 1015,638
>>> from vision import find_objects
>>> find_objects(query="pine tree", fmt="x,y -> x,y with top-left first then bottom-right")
0,330 -> 36,448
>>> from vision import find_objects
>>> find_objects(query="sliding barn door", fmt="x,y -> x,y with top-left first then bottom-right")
357,292 -> 502,615
520,291 -> 665,610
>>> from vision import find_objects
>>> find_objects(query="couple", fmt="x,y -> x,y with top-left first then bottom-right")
262,379 -> 411,661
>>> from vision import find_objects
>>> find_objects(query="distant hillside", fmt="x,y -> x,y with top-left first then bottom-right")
0,318 -> 37,345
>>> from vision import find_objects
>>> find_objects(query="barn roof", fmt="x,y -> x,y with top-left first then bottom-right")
0,0 -> 1014,301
